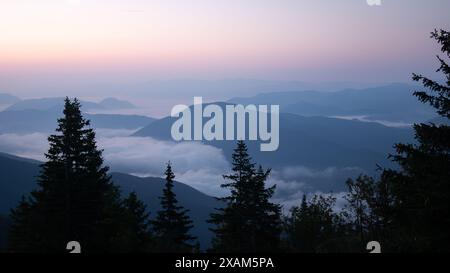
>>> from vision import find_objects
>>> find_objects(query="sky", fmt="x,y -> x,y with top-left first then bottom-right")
0,0 -> 449,101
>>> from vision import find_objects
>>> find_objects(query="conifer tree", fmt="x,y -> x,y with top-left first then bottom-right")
209,141 -> 282,252
118,191 -> 152,252
9,98 -> 125,252
152,162 -> 196,252
381,29 -> 450,251
287,194 -> 341,252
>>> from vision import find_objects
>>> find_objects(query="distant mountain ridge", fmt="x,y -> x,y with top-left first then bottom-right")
229,83 -> 436,124
99,97 -> 136,109
134,103 -> 412,168
0,93 -> 20,106
0,109 -> 155,133
5,97 -> 137,112
133,103 -> 414,191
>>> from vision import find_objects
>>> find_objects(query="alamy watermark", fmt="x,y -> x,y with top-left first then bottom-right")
366,0 -> 381,6
170,97 -> 280,152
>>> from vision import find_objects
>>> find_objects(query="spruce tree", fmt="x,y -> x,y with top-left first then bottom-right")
152,162 -> 196,252
380,29 -> 450,252
209,141 -> 282,252
117,191 -> 152,252
9,98 -> 125,252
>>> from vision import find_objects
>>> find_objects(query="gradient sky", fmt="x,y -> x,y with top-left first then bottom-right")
1,0 -> 449,98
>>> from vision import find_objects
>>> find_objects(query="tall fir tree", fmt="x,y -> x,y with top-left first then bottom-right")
152,162 -> 196,252
209,141 -> 282,252
9,98 -> 126,252
380,29 -> 450,251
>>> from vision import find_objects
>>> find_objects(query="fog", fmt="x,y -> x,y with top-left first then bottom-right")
0,128 -> 362,209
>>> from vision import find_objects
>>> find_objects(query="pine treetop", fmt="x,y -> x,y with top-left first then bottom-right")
152,162 -> 196,251
413,29 -> 450,119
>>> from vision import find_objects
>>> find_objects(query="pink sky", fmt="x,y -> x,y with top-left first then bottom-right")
0,0 -> 449,97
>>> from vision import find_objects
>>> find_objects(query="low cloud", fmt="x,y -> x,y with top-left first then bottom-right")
266,165 -> 362,211
0,132 -> 48,160
98,135 -> 230,196
0,129 -> 229,197
0,130 -> 360,210
279,166 -> 360,180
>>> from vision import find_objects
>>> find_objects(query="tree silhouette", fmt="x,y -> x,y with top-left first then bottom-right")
380,29 -> 450,251
344,175 -> 374,245
286,194 -> 347,252
209,141 -> 281,252
9,98 -> 127,252
152,162 -> 196,252
116,191 -> 153,252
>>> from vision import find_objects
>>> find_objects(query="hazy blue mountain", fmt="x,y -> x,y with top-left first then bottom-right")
0,152 -> 220,250
0,109 -> 155,133
0,109 -> 60,133
87,114 -> 154,130
0,152 -> 41,251
229,83 -> 436,123
5,97 -> 104,112
0,152 -> 41,165
5,97 -> 137,112
133,104 -> 414,190
0,94 -> 20,105
116,79 -> 384,102
99,98 -> 136,109
0,152 -> 41,214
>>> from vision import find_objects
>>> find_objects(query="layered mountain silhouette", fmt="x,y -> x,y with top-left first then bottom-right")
229,83 -> 436,124
97,98 -> 137,110
0,109 -> 155,133
0,96 -> 154,133
133,103 -> 414,179
4,97 -> 136,112
0,94 -> 20,106
0,152 -> 221,250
